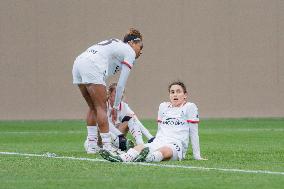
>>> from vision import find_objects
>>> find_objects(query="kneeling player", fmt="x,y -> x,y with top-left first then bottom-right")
100,81 -> 207,162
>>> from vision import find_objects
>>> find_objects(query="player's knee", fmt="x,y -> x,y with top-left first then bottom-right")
121,116 -> 132,123
133,144 -> 144,152
159,147 -> 173,160
95,103 -> 107,113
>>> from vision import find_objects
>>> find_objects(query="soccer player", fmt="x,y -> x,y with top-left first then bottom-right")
84,83 -> 154,153
72,28 -> 143,155
100,81 -> 207,162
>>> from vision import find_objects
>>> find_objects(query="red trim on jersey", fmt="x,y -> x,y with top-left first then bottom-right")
121,61 -> 132,69
119,103 -> 122,111
187,120 -> 199,124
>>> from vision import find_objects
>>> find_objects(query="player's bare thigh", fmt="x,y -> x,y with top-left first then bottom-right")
85,84 -> 109,133
85,84 -> 108,108
78,84 -> 95,110
78,84 -> 97,125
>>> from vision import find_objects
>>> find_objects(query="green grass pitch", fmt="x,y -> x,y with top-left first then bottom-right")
0,118 -> 284,189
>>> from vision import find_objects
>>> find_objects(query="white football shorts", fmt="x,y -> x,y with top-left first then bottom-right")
72,52 -> 108,85
144,137 -> 183,161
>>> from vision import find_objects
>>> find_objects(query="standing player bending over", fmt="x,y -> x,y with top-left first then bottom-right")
100,81 -> 207,162
72,28 -> 143,155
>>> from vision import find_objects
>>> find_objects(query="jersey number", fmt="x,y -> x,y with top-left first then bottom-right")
97,38 -> 119,46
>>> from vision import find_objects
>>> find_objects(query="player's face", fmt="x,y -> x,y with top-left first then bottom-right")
129,41 -> 143,59
169,85 -> 187,107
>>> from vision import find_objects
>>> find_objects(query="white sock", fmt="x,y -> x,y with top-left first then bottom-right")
109,121 -> 123,136
137,119 -> 153,139
87,126 -> 98,142
145,151 -> 164,162
119,148 -> 139,162
128,118 -> 144,145
100,132 -> 112,146
110,132 -> 119,148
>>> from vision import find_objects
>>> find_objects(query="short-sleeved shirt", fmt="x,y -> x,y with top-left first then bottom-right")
86,38 -> 136,76
156,102 -> 199,156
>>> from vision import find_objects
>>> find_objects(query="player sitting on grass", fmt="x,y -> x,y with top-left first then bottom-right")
100,81 -> 207,162
84,83 -> 154,153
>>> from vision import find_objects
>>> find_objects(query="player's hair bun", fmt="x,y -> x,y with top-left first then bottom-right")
123,28 -> 142,42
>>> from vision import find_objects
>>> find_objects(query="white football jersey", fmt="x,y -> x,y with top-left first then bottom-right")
107,101 -> 135,124
156,102 -> 199,157
86,38 -> 136,76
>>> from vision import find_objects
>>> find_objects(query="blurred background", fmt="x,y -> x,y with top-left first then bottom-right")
0,0 -> 283,120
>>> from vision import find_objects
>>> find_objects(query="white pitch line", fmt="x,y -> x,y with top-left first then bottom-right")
1,151 -> 284,176
0,151 -> 105,162
204,128 -> 284,132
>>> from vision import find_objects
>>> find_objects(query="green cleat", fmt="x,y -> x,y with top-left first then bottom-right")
99,149 -> 123,162
133,147 -> 149,162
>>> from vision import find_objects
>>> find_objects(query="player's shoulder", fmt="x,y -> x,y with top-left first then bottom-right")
120,101 -> 130,109
159,102 -> 171,109
121,101 -> 129,106
115,39 -> 132,50
121,101 -> 134,110
117,101 -> 128,110
184,102 -> 198,110
119,101 -> 135,115
125,45 -> 136,58
115,39 -> 128,47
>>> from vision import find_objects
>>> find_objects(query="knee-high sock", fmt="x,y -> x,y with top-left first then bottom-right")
100,132 -> 112,147
109,121 -> 123,136
108,121 -> 123,147
110,132 -> 119,147
128,118 -> 144,145
87,125 -> 98,142
189,124 -> 201,159
145,151 -> 164,162
135,118 -> 154,140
